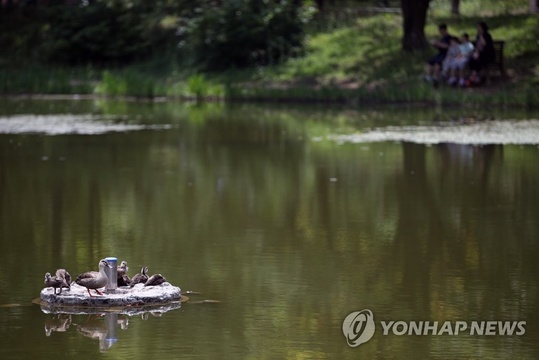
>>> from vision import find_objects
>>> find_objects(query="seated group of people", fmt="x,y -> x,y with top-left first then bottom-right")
424,22 -> 496,87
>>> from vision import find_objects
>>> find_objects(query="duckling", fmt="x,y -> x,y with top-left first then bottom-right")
117,274 -> 131,287
117,261 -> 130,286
55,269 -> 71,291
117,261 -> 128,278
144,274 -> 166,286
75,259 -> 111,297
44,272 -> 69,295
129,266 -> 149,287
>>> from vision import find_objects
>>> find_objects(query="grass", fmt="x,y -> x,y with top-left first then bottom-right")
0,1 -> 537,107
95,70 -> 166,98
94,68 -> 225,100
0,66 -> 95,94
226,8 -> 539,107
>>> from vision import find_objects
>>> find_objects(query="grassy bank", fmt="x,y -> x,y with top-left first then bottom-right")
1,5 -> 537,107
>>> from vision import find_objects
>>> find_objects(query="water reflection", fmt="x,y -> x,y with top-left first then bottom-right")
41,304 -> 180,353
76,314 -> 117,352
44,314 -> 72,336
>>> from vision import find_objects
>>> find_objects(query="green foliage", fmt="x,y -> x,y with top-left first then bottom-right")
430,0 -> 531,16
94,69 -> 225,99
95,70 -> 166,97
0,7 -> 44,64
41,2 -> 173,65
225,80 -> 539,108
0,0 -> 537,107
169,73 -> 227,100
272,13 -> 406,83
187,74 -> 210,100
178,0 -> 316,70
0,66 -> 94,94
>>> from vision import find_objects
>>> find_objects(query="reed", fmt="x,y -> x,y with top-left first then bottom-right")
223,79 -> 538,108
95,70 -> 167,98
185,74 -> 225,101
0,67 -> 93,94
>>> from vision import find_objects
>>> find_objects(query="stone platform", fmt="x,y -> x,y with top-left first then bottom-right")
40,282 -> 182,314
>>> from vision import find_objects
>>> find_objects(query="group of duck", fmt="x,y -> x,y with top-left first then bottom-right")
44,258 -> 167,297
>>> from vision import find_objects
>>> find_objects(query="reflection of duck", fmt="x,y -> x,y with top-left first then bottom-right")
117,261 -> 130,287
117,315 -> 129,330
44,272 -> 69,295
76,317 -> 109,352
144,274 -> 166,286
44,314 -> 72,336
75,259 -> 111,297
141,311 -> 164,320
129,266 -> 149,287
55,269 -> 71,290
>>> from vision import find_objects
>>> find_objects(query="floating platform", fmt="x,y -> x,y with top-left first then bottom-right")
40,282 -> 182,314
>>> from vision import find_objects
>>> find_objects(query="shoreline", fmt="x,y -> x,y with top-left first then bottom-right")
1,91 -> 537,109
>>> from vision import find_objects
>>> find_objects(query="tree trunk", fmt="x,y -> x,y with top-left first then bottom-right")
451,0 -> 460,15
401,0 -> 430,51
530,0 -> 538,13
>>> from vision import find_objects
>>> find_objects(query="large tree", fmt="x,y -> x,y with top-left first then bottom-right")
451,0 -> 460,15
401,0 -> 431,51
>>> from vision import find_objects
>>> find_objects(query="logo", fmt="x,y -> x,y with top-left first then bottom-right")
342,309 -> 376,347
343,309 -> 526,348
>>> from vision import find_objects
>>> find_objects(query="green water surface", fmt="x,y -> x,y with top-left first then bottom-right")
0,99 -> 538,359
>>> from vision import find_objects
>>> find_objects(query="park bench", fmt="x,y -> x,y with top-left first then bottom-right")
484,40 -> 505,83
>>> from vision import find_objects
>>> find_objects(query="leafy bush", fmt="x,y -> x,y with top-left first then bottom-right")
178,0 -> 316,70
96,70 -> 165,97
41,1 -> 173,65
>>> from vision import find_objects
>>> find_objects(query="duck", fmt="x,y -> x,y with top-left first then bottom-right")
44,272 -> 69,295
118,274 -> 131,287
55,268 -> 71,291
117,261 -> 130,287
117,261 -> 128,278
144,274 -> 166,286
129,266 -> 149,287
75,259 -> 111,297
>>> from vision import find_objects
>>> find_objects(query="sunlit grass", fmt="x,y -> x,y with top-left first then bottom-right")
241,8 -> 538,107
430,0 -> 530,16
268,13 -> 407,84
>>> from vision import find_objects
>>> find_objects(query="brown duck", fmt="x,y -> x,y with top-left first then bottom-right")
117,261 -> 128,277
129,266 -> 149,287
55,268 -> 71,291
75,259 -> 111,297
44,272 -> 69,295
117,261 -> 130,287
144,274 -> 166,286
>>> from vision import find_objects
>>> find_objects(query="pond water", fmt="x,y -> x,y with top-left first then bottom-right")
0,99 -> 538,359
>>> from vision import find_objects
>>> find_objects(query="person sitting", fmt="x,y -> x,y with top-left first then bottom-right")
441,36 -> 461,81
467,21 -> 495,85
445,33 -> 475,86
424,24 -> 453,84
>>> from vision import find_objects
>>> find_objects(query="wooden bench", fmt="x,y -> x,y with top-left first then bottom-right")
484,40 -> 505,83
